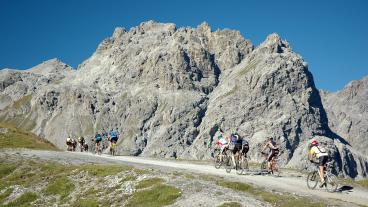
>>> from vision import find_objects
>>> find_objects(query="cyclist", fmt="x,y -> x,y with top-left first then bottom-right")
66,136 -> 73,151
78,136 -> 85,152
215,133 -> 229,161
308,139 -> 329,187
94,132 -> 102,154
230,133 -> 243,167
262,137 -> 279,172
108,128 -> 119,152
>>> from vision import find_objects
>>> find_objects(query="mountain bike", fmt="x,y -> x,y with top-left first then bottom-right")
306,161 -> 338,192
226,151 -> 249,175
260,152 -> 280,177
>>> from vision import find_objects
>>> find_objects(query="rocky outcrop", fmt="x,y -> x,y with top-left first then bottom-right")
0,21 -> 367,178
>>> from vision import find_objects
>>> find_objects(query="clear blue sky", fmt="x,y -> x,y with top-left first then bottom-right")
0,0 -> 367,91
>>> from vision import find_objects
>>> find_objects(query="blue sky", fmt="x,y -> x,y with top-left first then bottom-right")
0,0 -> 367,91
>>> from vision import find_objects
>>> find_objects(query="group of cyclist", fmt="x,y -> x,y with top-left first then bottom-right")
215,130 -> 279,173
66,136 -> 88,152
214,129 -> 330,186
65,128 -> 120,154
93,128 -> 119,155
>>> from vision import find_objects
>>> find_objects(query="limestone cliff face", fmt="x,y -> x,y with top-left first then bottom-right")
0,21 -> 367,178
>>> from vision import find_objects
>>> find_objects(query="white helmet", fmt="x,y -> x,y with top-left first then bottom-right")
66,137 -> 71,142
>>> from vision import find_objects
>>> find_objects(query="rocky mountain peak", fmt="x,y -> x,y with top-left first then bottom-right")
257,33 -> 291,54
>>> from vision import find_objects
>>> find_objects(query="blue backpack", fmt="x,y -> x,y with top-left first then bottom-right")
110,131 -> 117,138
95,134 -> 102,141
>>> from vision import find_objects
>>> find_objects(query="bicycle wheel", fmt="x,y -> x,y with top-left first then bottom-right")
260,161 -> 267,172
214,155 -> 222,169
306,171 -> 319,189
271,160 -> 280,177
225,157 -> 233,173
325,174 -> 338,192
236,158 -> 248,175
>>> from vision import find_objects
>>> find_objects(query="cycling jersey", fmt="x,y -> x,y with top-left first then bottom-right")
310,146 -> 328,158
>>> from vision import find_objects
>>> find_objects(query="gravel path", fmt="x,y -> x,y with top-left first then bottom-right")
2,149 -> 368,206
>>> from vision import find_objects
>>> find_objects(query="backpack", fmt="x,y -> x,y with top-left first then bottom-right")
242,139 -> 249,146
111,131 -> 118,138
95,134 -> 102,141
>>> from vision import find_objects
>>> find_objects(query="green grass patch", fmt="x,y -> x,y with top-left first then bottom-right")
79,164 -> 131,177
43,176 -> 75,200
216,180 -> 326,207
0,123 -> 57,150
126,184 -> 181,207
0,188 -> 13,203
0,163 -> 16,179
218,202 -> 241,207
2,192 -> 38,207
341,178 -> 368,190
72,199 -> 99,207
136,178 -> 164,189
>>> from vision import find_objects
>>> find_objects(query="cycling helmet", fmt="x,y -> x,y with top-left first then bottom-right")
66,138 -> 71,142
311,140 -> 319,146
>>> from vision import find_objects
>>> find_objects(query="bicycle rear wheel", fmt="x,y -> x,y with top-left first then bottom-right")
306,171 -> 319,189
325,174 -> 338,192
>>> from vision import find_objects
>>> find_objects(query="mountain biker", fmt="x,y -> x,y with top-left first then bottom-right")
95,132 -> 102,154
230,133 -> 243,167
66,137 -> 72,151
108,128 -> 119,152
71,138 -> 77,151
215,133 -> 229,162
78,136 -> 85,152
262,137 -> 279,172
308,139 -> 329,187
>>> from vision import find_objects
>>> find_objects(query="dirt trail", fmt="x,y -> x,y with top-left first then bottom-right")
3,149 -> 368,206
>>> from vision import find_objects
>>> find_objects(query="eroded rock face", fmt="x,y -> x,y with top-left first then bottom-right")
0,21 -> 367,177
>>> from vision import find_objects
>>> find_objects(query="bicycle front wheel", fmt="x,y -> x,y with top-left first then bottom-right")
237,158 -> 249,175
225,157 -> 233,173
306,171 -> 319,189
214,155 -> 222,169
325,174 -> 338,192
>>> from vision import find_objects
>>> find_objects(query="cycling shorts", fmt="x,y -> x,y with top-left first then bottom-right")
319,155 -> 328,166
242,145 -> 249,155
110,137 -> 118,142
267,149 -> 279,161
232,144 -> 242,154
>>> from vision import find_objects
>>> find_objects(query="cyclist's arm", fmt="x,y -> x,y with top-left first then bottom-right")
262,142 -> 269,152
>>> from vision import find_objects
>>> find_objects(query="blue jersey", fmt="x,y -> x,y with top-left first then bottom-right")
95,133 -> 102,141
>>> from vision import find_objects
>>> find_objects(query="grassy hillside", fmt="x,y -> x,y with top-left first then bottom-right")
0,123 -> 57,150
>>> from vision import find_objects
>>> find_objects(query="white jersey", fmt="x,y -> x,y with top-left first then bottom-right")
310,146 -> 328,158
218,138 -> 228,145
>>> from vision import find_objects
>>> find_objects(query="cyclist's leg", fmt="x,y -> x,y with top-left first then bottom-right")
319,156 -> 328,183
267,151 -> 273,171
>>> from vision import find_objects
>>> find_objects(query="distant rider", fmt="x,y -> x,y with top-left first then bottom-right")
308,139 -> 329,187
262,137 -> 279,172
66,136 -> 72,151
108,128 -> 119,151
94,132 -> 103,154
78,136 -> 85,152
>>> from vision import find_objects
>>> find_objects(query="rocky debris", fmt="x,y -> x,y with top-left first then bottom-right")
0,21 -> 367,178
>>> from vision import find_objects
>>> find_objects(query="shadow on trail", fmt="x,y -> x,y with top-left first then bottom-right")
336,185 -> 354,193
